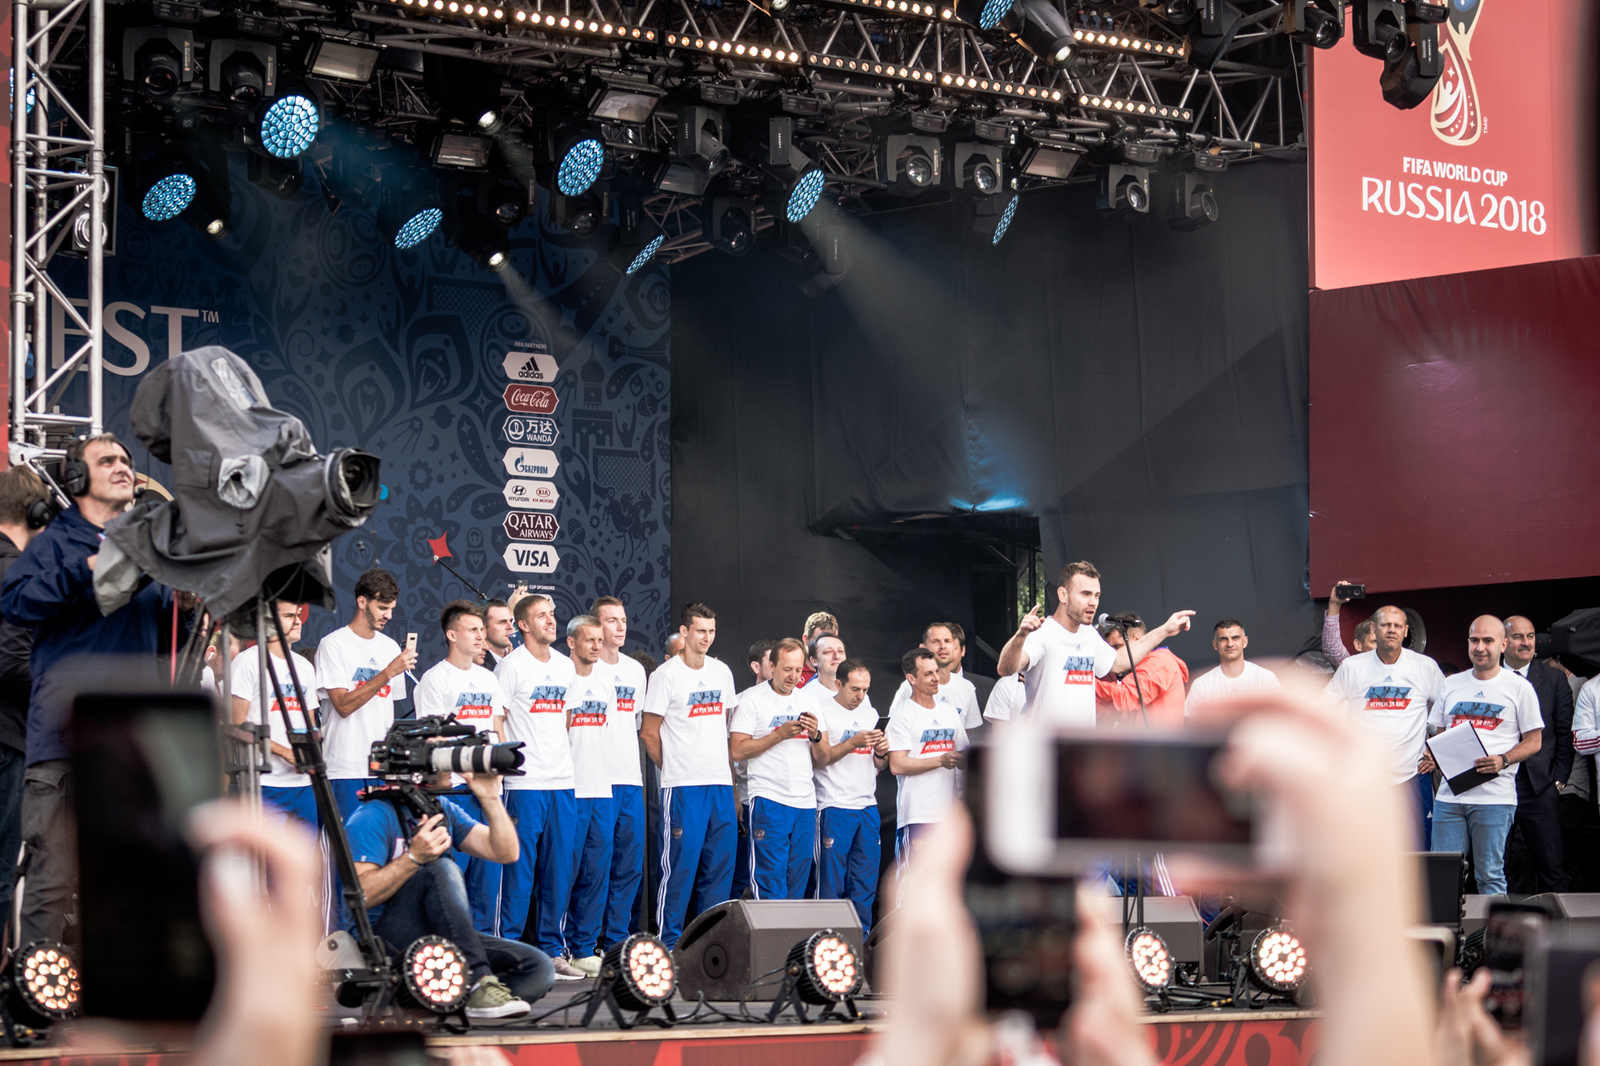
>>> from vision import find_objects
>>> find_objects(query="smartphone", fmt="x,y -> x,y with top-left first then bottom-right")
1483,902 -> 1550,1030
1526,928 -> 1600,1066
405,632 -> 418,655
1334,583 -> 1366,601
965,744 -> 1077,1027
987,722 -> 1259,876
70,688 -> 221,1020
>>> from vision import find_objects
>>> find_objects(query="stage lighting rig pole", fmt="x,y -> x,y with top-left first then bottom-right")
9,0 -> 105,455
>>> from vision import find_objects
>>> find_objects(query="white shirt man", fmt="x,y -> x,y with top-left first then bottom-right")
232,600 -> 319,829
1323,605 -> 1445,788
983,673 -> 1027,723
800,633 -> 877,717
887,624 -> 981,729
730,640 -> 826,901
1186,620 -> 1282,717
996,562 -> 1193,728
887,649 -> 970,871
813,659 -> 889,930
316,569 -> 415,819
491,595 -> 580,968
639,604 -> 740,948
590,596 -> 648,958
1419,616 -> 1543,896
560,615 -> 620,974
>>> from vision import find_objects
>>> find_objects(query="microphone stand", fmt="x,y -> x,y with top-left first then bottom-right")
1103,615 -> 1149,915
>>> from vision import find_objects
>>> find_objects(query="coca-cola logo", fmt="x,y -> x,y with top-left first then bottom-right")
503,383 -> 559,414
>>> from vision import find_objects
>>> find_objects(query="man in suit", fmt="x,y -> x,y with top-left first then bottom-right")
947,623 -> 995,714
1504,615 -> 1574,893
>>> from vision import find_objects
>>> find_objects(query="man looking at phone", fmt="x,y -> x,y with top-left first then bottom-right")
729,639 -> 827,900
995,561 -> 1194,727
1418,616 -> 1543,896
590,596 -> 648,959
316,568 -> 416,821
813,659 -> 889,930
887,649 -> 969,868
889,624 -> 981,731
347,770 -> 553,1020
1185,620 -> 1281,717
1324,605 -> 1444,846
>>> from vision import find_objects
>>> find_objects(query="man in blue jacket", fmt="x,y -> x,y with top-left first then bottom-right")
0,434 -> 170,944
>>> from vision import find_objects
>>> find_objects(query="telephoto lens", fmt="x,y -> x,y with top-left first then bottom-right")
427,741 -> 526,774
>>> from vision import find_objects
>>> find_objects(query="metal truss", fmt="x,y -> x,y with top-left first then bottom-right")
10,0 -> 105,454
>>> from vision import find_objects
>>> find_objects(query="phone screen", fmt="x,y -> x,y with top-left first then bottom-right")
1485,906 -> 1548,1030
1054,738 -> 1252,845
71,690 -> 220,1020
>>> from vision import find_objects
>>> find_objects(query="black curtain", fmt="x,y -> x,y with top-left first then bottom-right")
670,160 -> 1313,702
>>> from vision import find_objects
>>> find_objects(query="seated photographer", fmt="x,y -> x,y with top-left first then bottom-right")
345,769 -> 554,1020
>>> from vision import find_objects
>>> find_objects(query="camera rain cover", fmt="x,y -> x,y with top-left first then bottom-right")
96,347 -> 381,618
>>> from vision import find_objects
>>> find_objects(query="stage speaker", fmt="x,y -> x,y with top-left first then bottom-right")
1522,894 -> 1600,935
1083,896 -> 1204,966
1463,894 -> 1511,937
674,900 -> 864,1001
1413,851 -> 1465,926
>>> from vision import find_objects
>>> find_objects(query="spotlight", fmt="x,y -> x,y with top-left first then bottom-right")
1168,173 -> 1219,230
706,198 -> 758,257
606,194 -> 665,274
1284,0 -> 1344,48
605,934 -> 676,1010
432,134 -> 494,171
551,191 -> 607,236
183,143 -> 234,239
209,40 -> 274,117
248,153 -> 303,200
1004,0 -> 1077,63
488,180 -> 527,227
259,90 -> 320,159
589,78 -> 665,126
1186,0 -> 1241,69
881,134 -> 942,195
400,936 -> 469,1013
947,0 -> 1016,30
970,193 -> 1019,245
423,55 -> 505,135
455,210 -> 512,271
141,171 -> 195,221
1380,1 -> 1446,111
788,930 -> 863,1004
377,175 -> 444,250
1125,927 -> 1172,991
1351,0 -> 1408,62
950,143 -> 1003,196
1160,0 -> 1196,22
1019,137 -> 1085,180
658,106 -> 731,196
784,168 -> 826,222
1248,926 -> 1309,993
6,941 -> 82,1027
305,39 -> 379,83
1099,164 -> 1149,214
123,28 -> 193,102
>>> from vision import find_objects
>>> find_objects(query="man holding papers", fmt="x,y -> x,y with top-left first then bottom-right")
1418,616 -> 1543,895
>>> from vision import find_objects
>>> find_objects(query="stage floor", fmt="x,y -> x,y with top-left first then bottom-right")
0,984 -> 1319,1066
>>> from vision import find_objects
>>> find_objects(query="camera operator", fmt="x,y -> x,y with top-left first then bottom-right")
346,767 -> 552,1021
0,434 -> 173,945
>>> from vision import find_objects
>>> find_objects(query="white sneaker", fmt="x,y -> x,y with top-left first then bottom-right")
570,954 -> 602,978
551,957 -> 588,981
464,975 -> 531,1020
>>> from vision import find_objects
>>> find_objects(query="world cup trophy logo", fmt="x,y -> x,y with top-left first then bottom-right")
1432,0 -> 1484,145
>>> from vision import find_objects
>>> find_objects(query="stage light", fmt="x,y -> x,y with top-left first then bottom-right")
185,157 -> 234,239
1003,0 -> 1078,62
969,192 -> 1019,245
590,79 -> 665,126
7,941 -> 81,1026
306,39 -> 380,82
786,930 -> 862,1004
375,174 -> 445,250
219,48 -> 267,115
1125,927 -> 1172,991
607,195 -> 665,273
1248,926 -> 1308,992
1380,2 -> 1446,110
1186,0 -> 1241,69
659,106 -> 731,196
1285,0 -> 1344,48
1351,0 -> 1408,61
785,168 -> 826,222
424,54 -> 505,135
248,153 -> 303,200
488,181 -> 527,227
394,208 -> 442,249
433,134 -> 494,170
1099,164 -> 1150,214
707,198 -> 758,257
1020,134 -> 1085,180
456,215 -> 512,271
951,143 -> 1003,196
944,0 -> 1015,30
401,936 -> 469,1013
881,134 -> 942,195
557,137 -> 606,196
601,933 -> 675,1010
142,172 -> 195,221
260,92 -> 320,158
1168,173 -> 1219,230
124,28 -> 193,102
551,190 -> 607,236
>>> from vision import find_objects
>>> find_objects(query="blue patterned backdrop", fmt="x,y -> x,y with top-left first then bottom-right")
47,157 -> 671,670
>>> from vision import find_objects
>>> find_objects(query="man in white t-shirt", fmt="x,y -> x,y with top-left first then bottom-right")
559,615 -> 619,976
640,603 -> 740,948
492,594 -> 581,976
996,561 -> 1193,727
888,623 -> 981,730
231,599 -> 319,829
1186,619 -> 1282,717
590,595 -> 648,957
413,600 -> 511,936
1418,616 -> 1543,895
983,673 -> 1026,723
812,659 -> 888,931
1324,604 -> 1446,846
316,567 -> 415,821
730,639 -> 826,900
731,639 -> 777,901
887,649 -> 970,870
801,634 -> 848,702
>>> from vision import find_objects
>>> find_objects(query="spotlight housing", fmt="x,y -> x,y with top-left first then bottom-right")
1099,164 -> 1149,215
881,133 -> 942,195
970,192 -> 1019,245
605,933 -> 676,1010
1380,1 -> 1446,111
1186,0 -> 1241,69
1351,0 -> 1408,61
7,941 -> 82,1027
378,176 -> 444,250
305,38 -> 380,82
1168,173 -> 1219,230
658,106 -> 731,196
123,28 -> 193,102
1125,927 -> 1172,991
1284,0 -> 1344,48
606,194 -> 665,274
424,54 -> 505,134
1004,0 -> 1077,63
248,153 -> 303,200
401,935 -> 469,1013
950,142 -> 1003,196
706,197 -> 758,257
182,144 -> 234,239
259,90 -> 320,158
945,0 -> 1015,30
787,930 -> 862,1004
208,39 -> 274,116
1248,926 -> 1309,993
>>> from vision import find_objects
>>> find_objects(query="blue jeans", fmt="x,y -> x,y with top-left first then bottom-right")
1432,801 -> 1516,895
371,857 -> 555,1004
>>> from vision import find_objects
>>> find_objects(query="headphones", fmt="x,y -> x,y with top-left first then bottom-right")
58,436 -> 131,499
24,496 -> 57,531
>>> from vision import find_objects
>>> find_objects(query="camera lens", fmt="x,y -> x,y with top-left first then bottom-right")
324,448 -> 382,526
427,741 -> 525,774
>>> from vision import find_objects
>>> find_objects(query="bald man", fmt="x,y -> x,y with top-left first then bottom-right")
1324,604 -> 1445,847
1418,617 -> 1543,896
1501,615 -> 1574,893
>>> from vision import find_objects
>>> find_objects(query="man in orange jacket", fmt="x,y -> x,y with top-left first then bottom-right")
1094,612 -> 1190,728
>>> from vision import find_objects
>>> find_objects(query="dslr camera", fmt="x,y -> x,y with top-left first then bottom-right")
367,715 -> 526,782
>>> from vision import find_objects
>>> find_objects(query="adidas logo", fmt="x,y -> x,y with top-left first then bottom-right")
1476,691 -> 1484,697
517,356 -> 540,378
1383,676 -> 1392,681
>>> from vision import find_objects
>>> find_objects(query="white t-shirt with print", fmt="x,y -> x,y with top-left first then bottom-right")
1185,660 -> 1282,716
729,682 -> 819,809
599,655 -> 647,789
565,670 -> 617,800
1019,618 -> 1118,727
983,674 -> 1027,722
887,693 -> 970,827
888,673 -> 982,730
1429,668 -> 1543,806
316,626 -> 407,779
494,645 -> 577,790
815,694 -> 883,810
413,659 -> 507,734
643,655 -> 738,789
1324,648 -> 1445,785
233,650 -> 317,786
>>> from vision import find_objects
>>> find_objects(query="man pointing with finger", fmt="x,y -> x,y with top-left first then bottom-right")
995,561 -> 1195,727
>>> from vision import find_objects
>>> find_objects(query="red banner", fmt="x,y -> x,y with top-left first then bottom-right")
1309,0 -> 1594,291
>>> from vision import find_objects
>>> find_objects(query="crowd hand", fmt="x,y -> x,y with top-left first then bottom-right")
1061,886 -> 1159,1066
1017,605 -> 1046,636
1474,754 -> 1506,775
855,728 -> 885,751
387,648 -> 419,679
507,583 -> 530,611
796,712 -> 821,739
1418,751 -> 1437,775
777,717 -> 812,740
408,813 -> 451,864
1329,582 -> 1355,610
1435,969 -> 1529,1066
